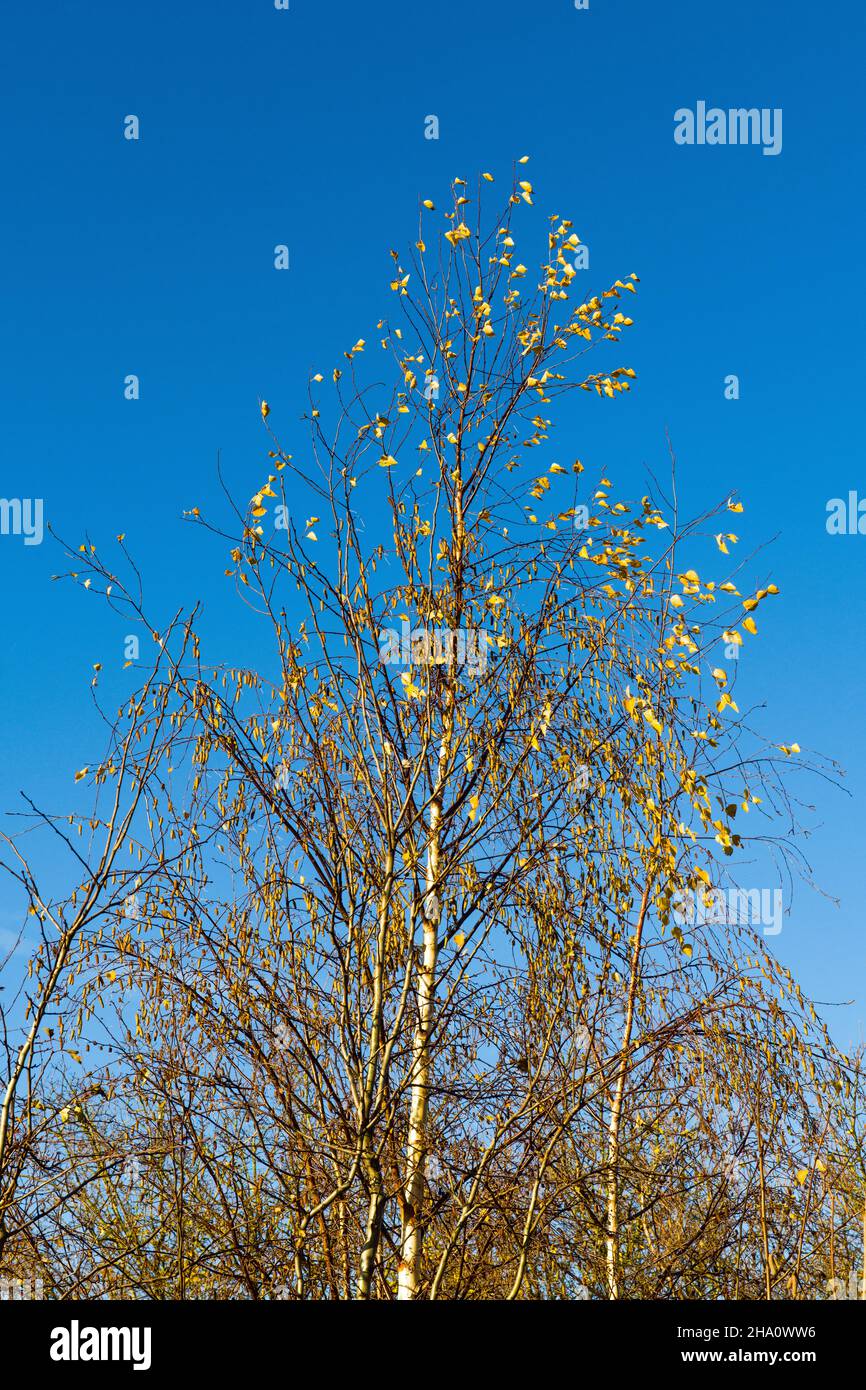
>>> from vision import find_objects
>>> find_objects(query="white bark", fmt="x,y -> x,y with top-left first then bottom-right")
605,881 -> 651,1299
397,785 -> 442,1299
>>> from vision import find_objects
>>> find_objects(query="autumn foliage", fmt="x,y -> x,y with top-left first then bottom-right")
0,163 -> 857,1301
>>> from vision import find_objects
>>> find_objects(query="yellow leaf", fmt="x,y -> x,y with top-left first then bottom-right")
399,673 -> 423,700
445,223 -> 471,247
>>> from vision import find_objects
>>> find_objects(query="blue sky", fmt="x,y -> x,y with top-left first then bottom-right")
0,0 -> 863,1044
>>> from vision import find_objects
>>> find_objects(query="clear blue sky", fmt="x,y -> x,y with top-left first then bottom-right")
0,0 -> 863,1045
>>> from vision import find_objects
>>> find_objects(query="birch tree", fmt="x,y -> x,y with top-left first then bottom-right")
0,161 -> 850,1301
